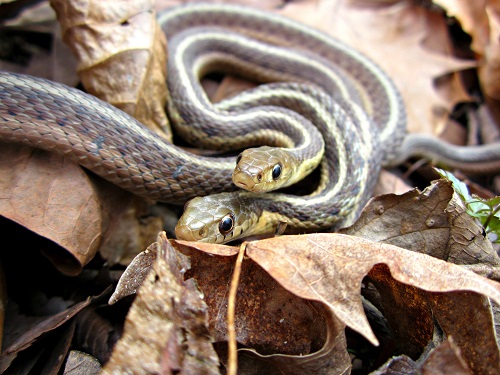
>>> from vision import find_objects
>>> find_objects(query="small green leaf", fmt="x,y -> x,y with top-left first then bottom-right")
435,168 -> 500,243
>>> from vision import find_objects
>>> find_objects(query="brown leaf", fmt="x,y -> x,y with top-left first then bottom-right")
244,233 -> 500,351
427,292 -> 498,374
279,0 -> 475,135
92,178 -> 164,267
434,1 -> 500,127
63,350 -> 102,375
49,0 -> 171,140
0,298 -> 90,372
173,240 -> 329,357
239,308 -> 351,375
0,144 -> 102,275
342,179 -> 500,266
102,232 -> 220,375
420,337 -> 472,374
108,242 -> 158,304
371,355 -> 418,374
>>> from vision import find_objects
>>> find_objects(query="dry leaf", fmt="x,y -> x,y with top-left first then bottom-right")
342,179 -> 500,266
63,350 -> 102,375
108,242 -> 157,304
102,232 -> 220,375
0,144 -> 101,275
173,241 -> 329,356
49,0 -> 171,140
277,0 -> 475,135
0,298 -> 90,373
0,143 -> 163,275
238,309 -> 351,375
371,355 -> 418,374
91,178 -> 164,267
434,0 -> 500,126
244,234 -> 500,346
420,337 -> 472,374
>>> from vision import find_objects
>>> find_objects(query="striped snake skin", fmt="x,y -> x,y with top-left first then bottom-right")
1,3 -> 499,245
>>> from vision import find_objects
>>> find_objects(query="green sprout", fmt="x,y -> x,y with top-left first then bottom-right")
436,168 -> 500,244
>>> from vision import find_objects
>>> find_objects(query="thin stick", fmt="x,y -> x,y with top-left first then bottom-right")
227,243 -> 246,375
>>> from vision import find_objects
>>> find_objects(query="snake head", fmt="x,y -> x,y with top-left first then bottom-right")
175,192 -> 264,244
232,146 -> 296,193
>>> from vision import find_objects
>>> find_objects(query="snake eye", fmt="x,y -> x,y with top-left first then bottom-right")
272,163 -> 282,180
236,153 -> 242,165
219,213 -> 235,235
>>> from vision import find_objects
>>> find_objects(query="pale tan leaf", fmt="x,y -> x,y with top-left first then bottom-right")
279,0 -> 476,134
108,242 -> 157,305
102,232 -> 219,375
49,0 -> 171,140
63,350 -> 102,375
432,0 -> 489,56
245,233 -> 500,348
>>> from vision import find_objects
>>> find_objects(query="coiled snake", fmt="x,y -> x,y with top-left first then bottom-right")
1,3 -> 499,244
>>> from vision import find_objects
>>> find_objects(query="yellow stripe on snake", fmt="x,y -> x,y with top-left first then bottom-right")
1,3 -> 499,244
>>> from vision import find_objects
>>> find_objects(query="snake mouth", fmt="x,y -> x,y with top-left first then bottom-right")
232,170 -> 256,191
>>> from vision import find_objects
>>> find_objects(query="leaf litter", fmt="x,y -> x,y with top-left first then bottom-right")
0,0 -> 500,374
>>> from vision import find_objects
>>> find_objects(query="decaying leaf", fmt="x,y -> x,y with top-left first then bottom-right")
63,350 -> 102,375
102,232 -> 220,375
49,0 -> 171,140
172,242 -> 329,357
279,0 -> 476,135
0,144 -> 101,275
110,176 -> 500,372
0,143 -> 163,275
342,179 -> 500,266
0,298 -> 90,373
91,178 -> 165,267
419,337 -> 472,374
108,241 -> 157,304
238,309 -> 351,375
433,0 -> 500,127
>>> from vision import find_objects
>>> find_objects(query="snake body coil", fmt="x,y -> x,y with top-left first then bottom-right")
1,3 -> 499,245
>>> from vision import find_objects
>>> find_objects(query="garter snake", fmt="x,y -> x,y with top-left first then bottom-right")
1,3 -> 499,245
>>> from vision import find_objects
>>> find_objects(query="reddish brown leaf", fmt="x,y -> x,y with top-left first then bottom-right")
0,144 -> 101,275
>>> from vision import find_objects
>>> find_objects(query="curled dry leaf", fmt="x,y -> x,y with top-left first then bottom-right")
49,0 -> 171,140
102,232 -> 220,375
419,337 -> 472,374
0,143 -> 163,275
342,179 -> 500,266
108,241 -> 157,304
91,177 -> 164,267
371,354 -> 418,374
0,144 -> 101,275
434,0 -> 500,126
243,234 -> 500,351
